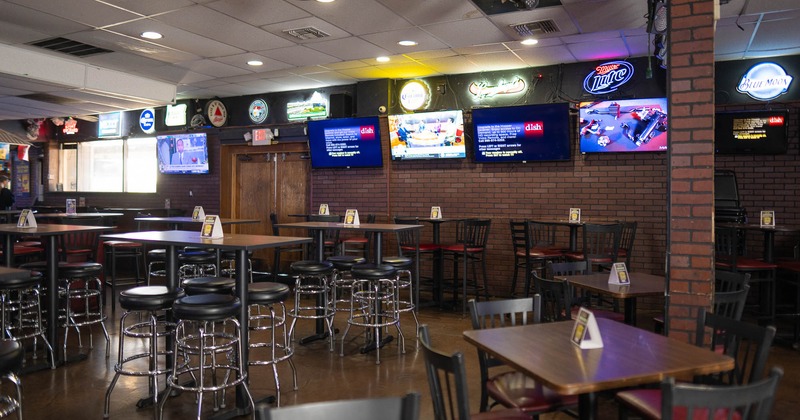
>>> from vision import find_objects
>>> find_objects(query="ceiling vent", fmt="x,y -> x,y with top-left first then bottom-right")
510,19 -> 560,37
28,37 -> 112,57
18,93 -> 82,105
282,27 -> 331,40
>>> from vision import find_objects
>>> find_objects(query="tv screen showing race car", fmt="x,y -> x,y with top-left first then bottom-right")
578,98 -> 668,153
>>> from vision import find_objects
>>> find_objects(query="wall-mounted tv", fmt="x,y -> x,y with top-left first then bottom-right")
472,103 -> 572,163
715,109 -> 789,155
388,110 -> 465,160
579,97 -> 668,153
157,132 -> 209,174
307,116 -> 383,169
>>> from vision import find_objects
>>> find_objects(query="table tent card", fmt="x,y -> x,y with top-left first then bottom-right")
344,209 -> 360,225
16,209 -> 37,228
430,206 -> 442,219
192,206 -> 206,220
66,199 -> 77,215
569,208 -> 581,223
760,210 -> 775,228
571,307 -> 603,349
608,262 -> 630,285
319,204 -> 330,215
200,215 -> 224,239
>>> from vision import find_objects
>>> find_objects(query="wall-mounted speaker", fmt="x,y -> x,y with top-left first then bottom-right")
329,93 -> 353,118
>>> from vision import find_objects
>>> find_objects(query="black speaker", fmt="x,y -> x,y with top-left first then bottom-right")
329,93 -> 353,118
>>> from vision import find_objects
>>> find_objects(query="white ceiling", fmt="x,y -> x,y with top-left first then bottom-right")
0,0 -> 798,121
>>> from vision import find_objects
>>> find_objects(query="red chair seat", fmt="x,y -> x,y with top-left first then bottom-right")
341,237 -> 368,244
10,246 -> 44,256
516,247 -> 562,259
487,371 -> 578,414
104,240 -> 143,249
15,241 -> 41,247
776,260 -> 800,272
715,257 -> 777,270
616,389 -> 741,420
441,244 -> 484,253
401,244 -> 440,252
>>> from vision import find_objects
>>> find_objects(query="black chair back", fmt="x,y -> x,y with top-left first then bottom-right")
255,393 -> 420,420
418,324 -> 472,420
716,270 -> 750,293
713,284 -> 750,320
580,223 -> 622,272
531,272 -> 572,322
618,221 -> 637,268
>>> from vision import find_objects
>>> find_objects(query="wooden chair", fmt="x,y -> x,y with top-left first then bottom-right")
468,296 -> 577,416
418,324 -> 529,420
255,392 -> 420,420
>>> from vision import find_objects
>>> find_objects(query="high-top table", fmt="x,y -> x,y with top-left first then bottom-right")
555,272 -> 665,325
530,218 -> 620,252
463,318 -> 734,420
134,216 -> 261,231
100,229 -> 311,418
0,223 -> 115,365
717,222 -> 800,263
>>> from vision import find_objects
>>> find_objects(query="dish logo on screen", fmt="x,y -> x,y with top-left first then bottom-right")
524,122 -> 544,137
359,125 -> 376,140
768,116 -> 785,126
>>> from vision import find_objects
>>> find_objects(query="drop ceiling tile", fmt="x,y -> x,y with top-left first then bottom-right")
335,66 -> 394,80
515,45 -> 578,66
567,38 -> 631,62
423,55 -> 483,75
260,16 -> 351,44
405,49 -> 458,60
305,37 -> 390,61
562,0 -> 647,33
105,19 -> 245,58
174,59 -> 251,78
714,20 -> 756,56
467,51 -> 527,72
8,0 -> 142,27
67,29 -> 201,63
301,71 -> 359,86
747,13 -> 800,53
291,0 -> 411,36
206,0 -> 310,26
212,54 -> 293,72
101,0 -> 194,16
744,0 -> 798,14
377,0 -> 482,26
423,18 -> 510,49
622,34 -> 651,58
452,44 -> 509,55
258,46 -> 340,67
360,29 -> 450,55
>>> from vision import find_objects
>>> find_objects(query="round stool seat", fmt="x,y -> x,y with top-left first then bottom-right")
178,251 -> 215,264
58,262 -> 103,278
19,261 -> 69,271
351,263 -> 397,280
221,250 -> 253,259
0,340 -> 22,373
291,260 -> 334,275
104,240 -> 142,249
381,256 -> 413,269
0,268 -> 35,289
148,249 -> 166,261
327,255 -> 366,271
248,282 -> 290,305
119,286 -> 186,311
182,276 -> 235,295
173,294 -> 241,321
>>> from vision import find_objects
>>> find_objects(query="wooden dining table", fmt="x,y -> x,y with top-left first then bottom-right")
463,318 -> 734,420
556,272 -> 665,325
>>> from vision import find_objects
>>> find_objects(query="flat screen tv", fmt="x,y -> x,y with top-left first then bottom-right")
472,103 -> 571,163
579,97 -> 668,153
157,132 -> 209,174
715,109 -> 789,155
307,116 -> 383,169
388,109 -> 466,160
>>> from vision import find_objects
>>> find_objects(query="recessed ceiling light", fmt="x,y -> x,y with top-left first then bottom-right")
521,38 -> 539,46
317,0 -> 335,3
376,56 -> 390,63
247,60 -> 264,66
398,40 -> 418,47
140,31 -> 163,40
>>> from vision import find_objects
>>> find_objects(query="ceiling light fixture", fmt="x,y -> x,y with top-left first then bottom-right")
247,60 -> 264,66
316,0 -> 335,3
398,40 -> 418,47
140,31 -> 163,40
521,38 -> 539,46
376,56 -> 390,63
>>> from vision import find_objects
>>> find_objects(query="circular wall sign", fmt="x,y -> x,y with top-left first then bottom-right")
248,99 -> 269,124
399,80 -> 430,111
139,108 -> 155,134
206,99 -> 228,127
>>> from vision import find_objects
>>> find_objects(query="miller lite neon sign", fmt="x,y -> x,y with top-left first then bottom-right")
737,62 -> 793,101
583,61 -> 635,95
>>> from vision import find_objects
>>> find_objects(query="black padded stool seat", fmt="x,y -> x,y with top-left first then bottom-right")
182,276 -> 235,295
19,261 -> 68,271
381,256 -> 413,269
0,267 -> 32,289
178,250 -> 215,263
0,340 -> 22,372
59,262 -> 104,277
327,255 -> 366,271
173,294 -> 241,321
291,260 -> 334,274
248,282 -> 290,304
119,286 -> 185,311
221,249 -> 253,259
351,263 -> 397,280
147,249 -> 166,260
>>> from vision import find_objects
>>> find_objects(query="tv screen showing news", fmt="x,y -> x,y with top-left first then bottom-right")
307,116 -> 383,169
472,103 -> 571,163
715,109 -> 789,155
388,110 -> 465,160
157,132 -> 209,174
579,97 -> 668,153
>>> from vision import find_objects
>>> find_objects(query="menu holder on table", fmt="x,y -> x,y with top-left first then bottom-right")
569,208 -> 581,223
430,206 -> 442,219
200,215 -> 224,239
608,262 -> 630,285
760,210 -> 775,228
192,206 -> 206,220
571,307 -> 603,349
16,209 -> 37,228
66,199 -> 77,215
319,203 -> 330,215
343,209 -> 360,225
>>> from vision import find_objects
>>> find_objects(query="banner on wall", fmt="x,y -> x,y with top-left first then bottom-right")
0,143 -> 8,160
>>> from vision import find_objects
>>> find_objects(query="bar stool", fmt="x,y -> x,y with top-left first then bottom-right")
103,239 -> 144,311
326,255 -> 367,322
178,249 -> 217,281
59,262 -> 110,361
0,340 -> 23,419
340,263 -> 404,365
287,260 -> 335,351
248,282 -> 297,406
0,269 -> 55,369
146,249 -> 166,284
158,294 -> 255,419
104,286 -> 185,418
381,256 -> 419,336
220,250 -> 253,283
182,276 -> 235,296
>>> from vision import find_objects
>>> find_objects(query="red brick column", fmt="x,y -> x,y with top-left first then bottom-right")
667,0 -> 716,342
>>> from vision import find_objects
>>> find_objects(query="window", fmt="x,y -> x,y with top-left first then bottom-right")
57,137 -> 157,193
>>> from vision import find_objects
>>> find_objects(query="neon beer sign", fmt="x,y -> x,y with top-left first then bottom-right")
583,61 -> 634,95
737,62 -> 793,101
